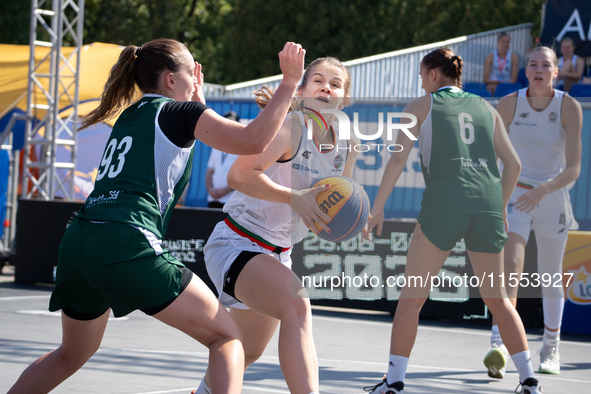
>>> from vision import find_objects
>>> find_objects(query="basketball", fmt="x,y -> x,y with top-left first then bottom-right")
312,176 -> 371,242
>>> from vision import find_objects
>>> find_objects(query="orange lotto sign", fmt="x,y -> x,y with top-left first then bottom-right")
562,231 -> 591,334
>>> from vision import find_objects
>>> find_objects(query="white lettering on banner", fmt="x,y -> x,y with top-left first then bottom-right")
161,239 -> 205,264
556,8 -> 590,42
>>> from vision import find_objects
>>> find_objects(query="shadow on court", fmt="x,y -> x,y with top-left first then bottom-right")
1,279 -> 589,393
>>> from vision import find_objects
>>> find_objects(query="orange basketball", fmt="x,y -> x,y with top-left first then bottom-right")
312,176 -> 370,242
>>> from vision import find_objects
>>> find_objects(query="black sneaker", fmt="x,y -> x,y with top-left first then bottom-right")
515,377 -> 543,394
363,378 -> 404,394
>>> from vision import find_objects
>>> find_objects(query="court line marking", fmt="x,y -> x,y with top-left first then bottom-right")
132,385 -> 289,394
3,344 -> 590,386
0,295 -> 51,301
2,302 -> 589,348
313,315 -> 591,347
4,344 -> 590,383
13,309 -> 129,320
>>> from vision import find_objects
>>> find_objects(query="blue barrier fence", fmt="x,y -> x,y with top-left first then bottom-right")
1,99 -> 589,231
184,99 -> 591,231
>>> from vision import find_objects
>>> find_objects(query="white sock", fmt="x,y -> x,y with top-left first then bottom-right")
193,379 -> 210,394
543,328 -> 560,348
387,355 -> 409,384
511,350 -> 534,383
491,325 -> 502,344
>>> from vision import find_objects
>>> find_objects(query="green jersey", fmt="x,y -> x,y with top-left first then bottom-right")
418,87 -> 503,217
78,96 -> 195,239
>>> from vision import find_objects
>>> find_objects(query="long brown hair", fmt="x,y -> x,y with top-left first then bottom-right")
254,57 -> 351,111
79,38 -> 189,130
421,48 -> 463,87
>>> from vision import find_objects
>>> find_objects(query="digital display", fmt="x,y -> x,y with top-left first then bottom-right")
291,219 -> 539,322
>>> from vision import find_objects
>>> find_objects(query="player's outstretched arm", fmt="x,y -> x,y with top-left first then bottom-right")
194,42 -> 306,155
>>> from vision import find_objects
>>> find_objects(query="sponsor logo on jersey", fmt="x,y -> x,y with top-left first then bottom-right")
333,154 -> 344,169
507,203 -> 513,213
302,150 -> 312,159
519,112 -> 530,118
452,157 -> 488,169
292,163 -> 318,174
318,190 -> 344,214
559,213 -> 566,225
548,112 -> 558,122
513,121 -> 538,127
137,101 -> 147,109
87,190 -> 122,207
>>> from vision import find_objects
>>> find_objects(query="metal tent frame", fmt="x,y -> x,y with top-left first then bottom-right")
21,0 -> 84,201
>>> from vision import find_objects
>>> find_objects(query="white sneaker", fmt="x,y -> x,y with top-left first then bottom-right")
363,378 -> 404,394
538,344 -> 560,375
484,341 -> 508,379
515,377 -> 543,393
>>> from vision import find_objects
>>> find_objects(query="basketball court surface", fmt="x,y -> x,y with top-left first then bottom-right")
1,269 -> 590,393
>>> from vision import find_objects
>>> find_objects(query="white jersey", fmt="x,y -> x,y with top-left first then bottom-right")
206,149 -> 238,203
556,54 -> 580,87
223,111 -> 349,247
505,88 -> 566,187
489,49 -> 513,83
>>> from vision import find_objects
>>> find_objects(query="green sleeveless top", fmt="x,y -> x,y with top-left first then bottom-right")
77,95 -> 195,239
418,87 -> 503,218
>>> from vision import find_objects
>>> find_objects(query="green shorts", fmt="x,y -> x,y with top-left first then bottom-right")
418,214 -> 508,253
49,218 -> 185,318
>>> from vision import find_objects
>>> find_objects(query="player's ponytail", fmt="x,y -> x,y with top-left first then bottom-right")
79,39 -> 189,130
421,49 -> 463,87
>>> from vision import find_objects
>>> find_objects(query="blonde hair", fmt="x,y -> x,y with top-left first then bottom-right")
254,57 -> 351,111
528,46 -> 557,67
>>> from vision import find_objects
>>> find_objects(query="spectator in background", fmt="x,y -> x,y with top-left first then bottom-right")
205,111 -> 240,208
555,37 -> 585,93
483,32 -> 519,95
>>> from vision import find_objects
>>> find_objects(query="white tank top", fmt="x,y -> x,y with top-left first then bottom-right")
489,49 -> 513,83
223,111 -> 349,247
556,54 -> 580,86
505,88 -> 566,187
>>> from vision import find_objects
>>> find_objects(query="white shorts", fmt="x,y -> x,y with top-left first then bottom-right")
507,185 -> 577,242
204,220 -> 292,309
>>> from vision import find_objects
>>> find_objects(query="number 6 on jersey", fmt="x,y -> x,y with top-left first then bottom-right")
458,113 -> 474,145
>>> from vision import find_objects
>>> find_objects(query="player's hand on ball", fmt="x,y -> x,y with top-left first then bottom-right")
292,184 -> 332,235
361,212 -> 373,241
365,207 -> 384,238
279,42 -> 305,86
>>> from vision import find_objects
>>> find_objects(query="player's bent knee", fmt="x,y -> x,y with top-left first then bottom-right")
244,348 -> 265,366
57,346 -> 95,371
482,297 -> 509,314
281,295 -> 311,323
212,321 -> 243,344
399,296 -> 427,311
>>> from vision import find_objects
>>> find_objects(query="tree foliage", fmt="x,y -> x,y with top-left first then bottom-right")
222,0 -> 545,83
0,0 -> 544,84
0,1 -> 32,45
